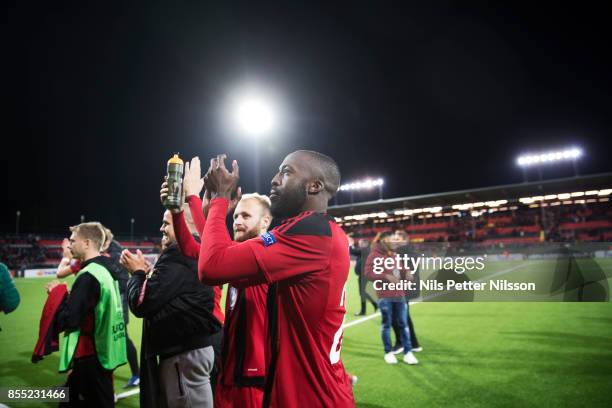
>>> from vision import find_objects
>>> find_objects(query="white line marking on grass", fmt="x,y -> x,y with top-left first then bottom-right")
342,312 -> 381,329
116,388 -> 140,400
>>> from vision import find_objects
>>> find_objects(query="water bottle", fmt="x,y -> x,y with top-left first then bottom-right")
164,153 -> 184,210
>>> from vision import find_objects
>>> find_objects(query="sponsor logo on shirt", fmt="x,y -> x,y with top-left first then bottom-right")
260,231 -> 277,247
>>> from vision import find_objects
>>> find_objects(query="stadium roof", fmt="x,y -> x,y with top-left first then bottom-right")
328,172 -> 612,217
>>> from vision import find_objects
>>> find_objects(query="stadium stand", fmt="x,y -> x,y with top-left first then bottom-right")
330,173 -> 612,250
0,234 -> 160,272
2,174 -> 610,272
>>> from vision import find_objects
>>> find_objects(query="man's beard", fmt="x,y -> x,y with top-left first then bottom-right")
271,184 -> 307,219
234,226 -> 260,243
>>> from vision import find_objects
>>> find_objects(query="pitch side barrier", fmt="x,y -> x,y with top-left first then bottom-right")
18,254 -> 160,279
358,242 -> 612,302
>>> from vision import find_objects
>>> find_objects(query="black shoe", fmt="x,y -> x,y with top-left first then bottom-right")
354,311 -> 366,316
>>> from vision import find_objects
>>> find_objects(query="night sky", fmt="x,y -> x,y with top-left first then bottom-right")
5,3 -> 612,236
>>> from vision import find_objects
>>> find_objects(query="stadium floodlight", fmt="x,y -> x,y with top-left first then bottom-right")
223,83 -> 285,192
338,177 -> 385,203
339,178 -> 384,191
516,147 -> 582,167
229,89 -> 279,138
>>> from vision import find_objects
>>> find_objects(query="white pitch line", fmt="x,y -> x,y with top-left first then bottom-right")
342,311 -> 381,328
116,387 -> 140,400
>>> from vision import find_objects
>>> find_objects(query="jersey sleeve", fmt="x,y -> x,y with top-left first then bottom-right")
186,195 -> 206,235
172,211 -> 200,259
198,198 -> 267,286
198,198 -> 332,286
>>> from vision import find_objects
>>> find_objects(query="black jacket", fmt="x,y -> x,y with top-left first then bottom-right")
128,244 -> 221,408
349,245 -> 362,275
127,243 -> 221,358
105,240 -> 130,322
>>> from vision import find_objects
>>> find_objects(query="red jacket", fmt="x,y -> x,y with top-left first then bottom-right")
364,246 -> 410,298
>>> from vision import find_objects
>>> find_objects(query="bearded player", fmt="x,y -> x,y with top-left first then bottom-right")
163,164 -> 273,407
199,151 -> 355,408
214,193 -> 272,407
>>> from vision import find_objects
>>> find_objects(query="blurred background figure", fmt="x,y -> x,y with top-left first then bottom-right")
365,231 -> 418,365
349,236 -> 377,316
392,230 -> 422,354
100,227 -> 141,388
0,261 -> 20,329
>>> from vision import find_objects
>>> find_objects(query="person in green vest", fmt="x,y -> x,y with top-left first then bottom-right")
46,222 -> 127,407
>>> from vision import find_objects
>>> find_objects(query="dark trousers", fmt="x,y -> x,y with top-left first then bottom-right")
392,303 -> 420,349
126,328 -> 139,376
209,330 -> 224,396
60,356 -> 114,408
357,273 -> 378,314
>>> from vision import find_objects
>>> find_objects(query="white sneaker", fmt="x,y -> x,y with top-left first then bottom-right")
392,346 -> 404,355
412,347 -> 423,352
403,351 -> 419,365
350,375 -> 358,387
384,352 -> 398,364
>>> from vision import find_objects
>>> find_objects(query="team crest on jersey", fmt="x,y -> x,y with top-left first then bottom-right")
229,287 -> 238,311
260,231 -> 277,247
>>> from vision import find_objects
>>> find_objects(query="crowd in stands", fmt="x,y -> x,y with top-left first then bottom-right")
0,234 -> 160,272
342,200 -> 612,249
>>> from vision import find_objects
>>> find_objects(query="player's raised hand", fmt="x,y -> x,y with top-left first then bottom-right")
160,177 -> 169,205
183,156 -> 204,198
160,177 -> 182,213
202,188 -> 212,219
206,154 -> 240,200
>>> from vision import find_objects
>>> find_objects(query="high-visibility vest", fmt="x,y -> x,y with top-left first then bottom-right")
59,262 -> 127,372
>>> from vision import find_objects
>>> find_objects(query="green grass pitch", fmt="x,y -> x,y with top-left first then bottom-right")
1,266 -> 611,407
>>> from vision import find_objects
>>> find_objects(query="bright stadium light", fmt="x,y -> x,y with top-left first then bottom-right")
223,82 -> 286,192
337,177 -> 385,204
339,178 -> 384,191
229,89 -> 280,138
516,147 -> 582,167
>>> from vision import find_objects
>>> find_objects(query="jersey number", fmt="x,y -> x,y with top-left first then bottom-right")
329,284 -> 347,364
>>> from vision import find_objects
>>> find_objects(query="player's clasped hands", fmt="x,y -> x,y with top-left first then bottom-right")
204,154 -> 241,201
120,249 -> 151,275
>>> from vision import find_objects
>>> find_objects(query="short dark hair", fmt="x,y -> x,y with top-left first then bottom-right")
296,150 -> 341,197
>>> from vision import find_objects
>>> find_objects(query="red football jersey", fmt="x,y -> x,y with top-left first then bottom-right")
220,283 -> 269,385
215,284 -> 268,408
246,211 -> 354,408
199,199 -> 355,408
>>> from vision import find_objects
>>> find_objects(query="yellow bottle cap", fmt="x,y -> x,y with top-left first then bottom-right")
167,153 -> 183,165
